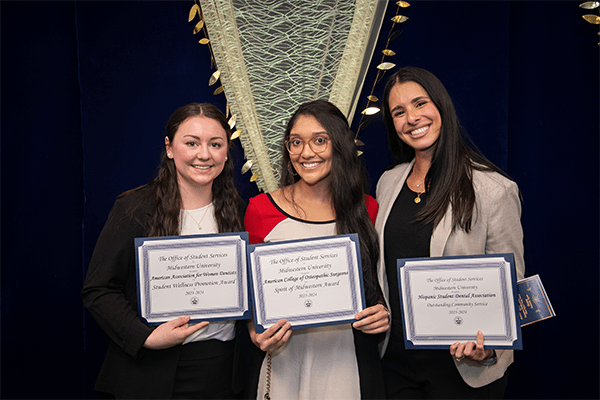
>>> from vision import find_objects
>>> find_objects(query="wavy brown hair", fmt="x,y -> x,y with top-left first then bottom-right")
382,67 -> 512,232
279,100 -> 381,306
121,103 -> 244,236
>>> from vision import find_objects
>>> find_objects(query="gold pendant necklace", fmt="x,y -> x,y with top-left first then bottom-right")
414,190 -> 425,204
185,204 -> 212,230
414,182 -> 425,204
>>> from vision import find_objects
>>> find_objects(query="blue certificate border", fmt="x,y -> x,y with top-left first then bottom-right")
397,253 -> 522,350
134,231 -> 250,326
247,233 -> 366,333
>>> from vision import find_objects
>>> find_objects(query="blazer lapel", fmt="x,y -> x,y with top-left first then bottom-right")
430,203 -> 453,257
376,160 -> 414,231
377,160 -> 454,258
375,161 -> 413,297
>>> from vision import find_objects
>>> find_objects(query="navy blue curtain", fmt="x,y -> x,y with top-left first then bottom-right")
2,1 -> 598,399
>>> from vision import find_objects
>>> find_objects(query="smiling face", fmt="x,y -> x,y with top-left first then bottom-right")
165,115 -> 228,194
288,114 -> 333,188
388,81 -> 442,159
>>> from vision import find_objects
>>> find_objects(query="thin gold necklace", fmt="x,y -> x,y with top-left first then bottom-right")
413,182 -> 425,204
184,204 -> 212,230
414,189 -> 426,204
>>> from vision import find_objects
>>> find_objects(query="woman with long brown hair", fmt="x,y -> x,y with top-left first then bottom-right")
376,67 -> 525,398
82,103 -> 246,399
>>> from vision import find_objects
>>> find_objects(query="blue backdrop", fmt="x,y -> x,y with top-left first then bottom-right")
2,1 -> 598,399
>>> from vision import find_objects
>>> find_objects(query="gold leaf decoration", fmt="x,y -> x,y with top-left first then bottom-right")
228,114 -> 237,129
209,70 -> 221,86
213,85 -> 225,95
389,30 -> 403,41
358,119 -> 371,131
579,1 -> 600,9
226,103 -> 230,118
193,19 -> 204,34
362,107 -> 380,115
582,14 -> 600,23
241,160 -> 253,175
188,4 -> 200,22
391,15 -> 409,23
352,0 -> 411,155
377,62 -> 396,70
199,38 -> 210,45
250,173 -> 259,182
230,130 -> 241,140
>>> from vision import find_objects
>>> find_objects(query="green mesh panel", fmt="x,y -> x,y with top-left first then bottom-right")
200,0 -> 387,192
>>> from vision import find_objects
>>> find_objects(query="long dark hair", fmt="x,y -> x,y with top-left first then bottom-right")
121,103 -> 244,236
280,100 -> 381,306
382,67 -> 511,232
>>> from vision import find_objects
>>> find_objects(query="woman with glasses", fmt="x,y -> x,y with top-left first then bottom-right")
244,100 -> 388,399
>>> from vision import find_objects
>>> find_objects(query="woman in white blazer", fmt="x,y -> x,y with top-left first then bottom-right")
375,67 -> 525,399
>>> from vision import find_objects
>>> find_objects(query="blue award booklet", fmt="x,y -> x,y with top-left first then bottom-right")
517,274 -> 555,327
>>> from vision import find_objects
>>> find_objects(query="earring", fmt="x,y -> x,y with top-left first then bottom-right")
225,156 -> 228,160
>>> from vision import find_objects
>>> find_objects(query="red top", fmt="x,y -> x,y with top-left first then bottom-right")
244,193 -> 378,245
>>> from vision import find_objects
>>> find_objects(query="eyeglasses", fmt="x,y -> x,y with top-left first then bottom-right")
285,136 -> 329,155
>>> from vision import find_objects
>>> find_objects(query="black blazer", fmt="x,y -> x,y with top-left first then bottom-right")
82,186 -> 247,398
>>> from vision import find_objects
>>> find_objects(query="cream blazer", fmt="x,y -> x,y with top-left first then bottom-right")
375,160 -> 525,388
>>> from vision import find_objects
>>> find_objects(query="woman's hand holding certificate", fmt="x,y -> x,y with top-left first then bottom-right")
353,304 -> 390,334
247,318 -> 292,353
450,330 -> 495,362
143,316 -> 209,350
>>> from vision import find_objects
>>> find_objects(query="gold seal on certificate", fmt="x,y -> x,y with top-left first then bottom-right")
247,234 -> 365,333
397,254 -> 522,349
135,232 -> 250,325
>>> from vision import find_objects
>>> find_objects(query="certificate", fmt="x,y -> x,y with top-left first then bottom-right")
135,232 -> 250,325
248,234 -> 365,333
397,254 -> 522,349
